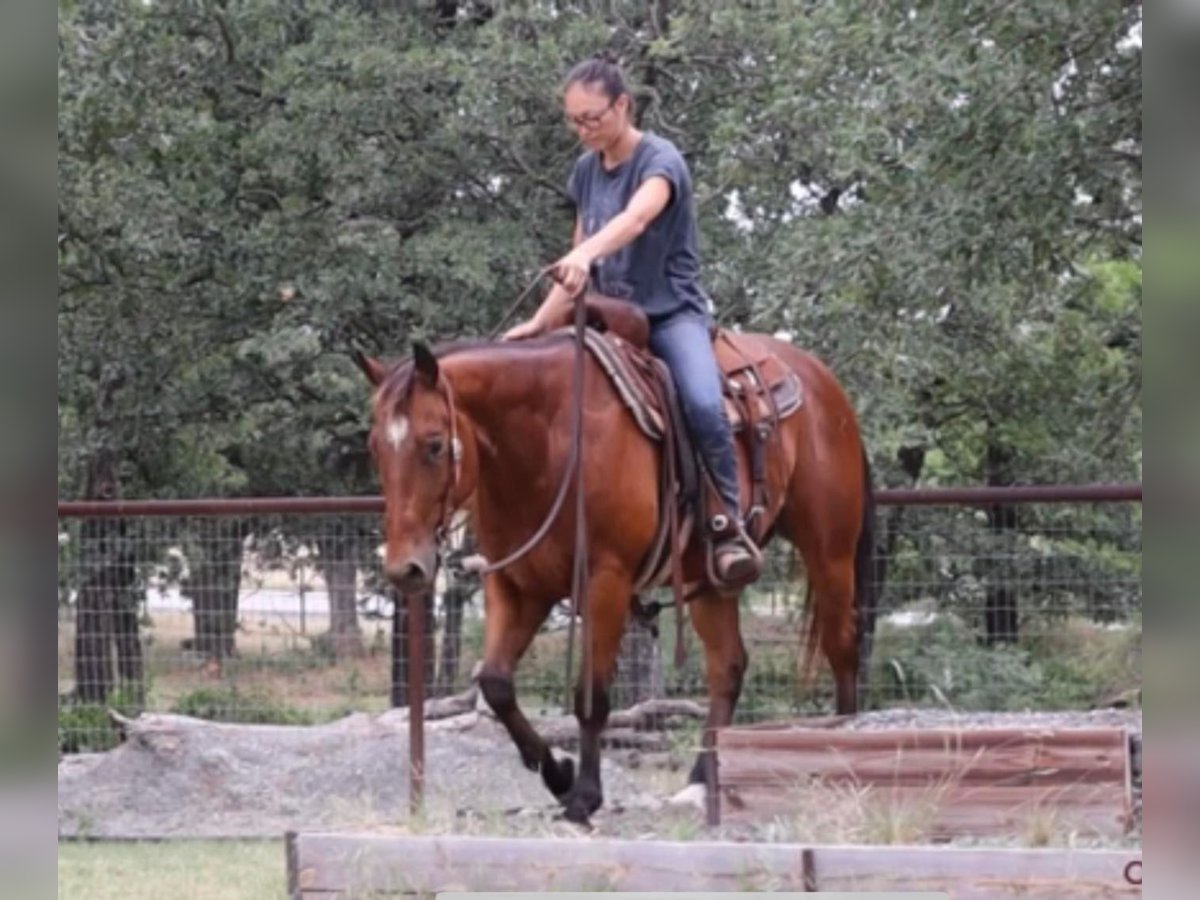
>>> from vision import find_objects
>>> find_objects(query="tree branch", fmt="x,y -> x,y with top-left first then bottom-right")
211,9 -> 236,64
482,134 -> 572,202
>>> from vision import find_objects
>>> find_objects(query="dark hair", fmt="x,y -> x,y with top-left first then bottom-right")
563,52 -> 628,100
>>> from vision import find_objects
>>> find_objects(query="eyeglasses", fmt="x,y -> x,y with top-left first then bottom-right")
565,98 -> 616,130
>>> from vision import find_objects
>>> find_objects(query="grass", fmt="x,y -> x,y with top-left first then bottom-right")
57,840 -> 284,900
865,610 -> 1141,712
743,759 -> 963,847
58,604 -> 1141,759
56,788 -> 1135,900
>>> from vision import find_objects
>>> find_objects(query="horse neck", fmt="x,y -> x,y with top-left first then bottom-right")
441,345 -> 569,487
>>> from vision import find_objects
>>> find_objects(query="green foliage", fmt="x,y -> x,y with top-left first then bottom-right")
59,686 -> 145,754
58,0 -> 1141,502
867,612 -> 1141,711
59,704 -> 122,754
58,3 -> 1141,699
170,685 -> 314,725
870,615 -> 1047,710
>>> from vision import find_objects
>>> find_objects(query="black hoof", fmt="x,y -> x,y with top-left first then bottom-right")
561,802 -> 593,828
543,754 -> 575,800
562,785 -> 603,824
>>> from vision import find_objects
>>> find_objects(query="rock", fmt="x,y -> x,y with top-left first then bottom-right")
58,711 -> 655,839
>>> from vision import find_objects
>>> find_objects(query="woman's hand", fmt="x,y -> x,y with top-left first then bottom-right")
551,248 -> 592,296
502,317 -> 543,341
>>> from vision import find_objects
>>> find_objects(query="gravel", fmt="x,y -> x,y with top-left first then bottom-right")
57,710 -> 656,839
821,708 -> 1142,733
58,707 -> 1142,841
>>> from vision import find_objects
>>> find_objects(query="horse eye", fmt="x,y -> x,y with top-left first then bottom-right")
425,436 -> 446,460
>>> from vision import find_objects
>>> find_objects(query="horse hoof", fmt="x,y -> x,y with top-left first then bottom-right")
545,755 -> 575,800
562,791 -> 601,825
667,782 -> 706,810
561,804 -> 593,828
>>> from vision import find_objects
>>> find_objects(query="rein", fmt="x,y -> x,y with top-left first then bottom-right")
457,276 -> 588,579
448,271 -> 596,716
487,265 -> 557,341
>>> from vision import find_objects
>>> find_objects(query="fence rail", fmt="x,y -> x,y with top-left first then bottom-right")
57,485 -> 1141,758
55,483 -> 1143,518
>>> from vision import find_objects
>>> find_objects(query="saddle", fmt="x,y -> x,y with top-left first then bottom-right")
546,294 -> 804,599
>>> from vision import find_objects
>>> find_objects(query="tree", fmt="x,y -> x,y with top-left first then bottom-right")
60,1 -> 1140,688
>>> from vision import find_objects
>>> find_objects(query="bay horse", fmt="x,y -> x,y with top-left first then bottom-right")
355,316 -> 876,825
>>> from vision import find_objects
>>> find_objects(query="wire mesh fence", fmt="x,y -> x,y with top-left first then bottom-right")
57,490 -> 1140,754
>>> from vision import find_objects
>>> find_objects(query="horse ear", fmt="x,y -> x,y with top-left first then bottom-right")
412,342 -> 439,385
353,349 -> 388,386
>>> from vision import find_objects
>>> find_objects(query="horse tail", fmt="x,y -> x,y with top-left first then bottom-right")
854,447 -> 883,710
797,576 -> 820,692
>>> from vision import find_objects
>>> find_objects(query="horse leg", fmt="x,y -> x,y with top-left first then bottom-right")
807,554 -> 860,714
476,579 -> 575,801
561,566 -> 632,825
674,589 -> 748,805
776,480 -> 863,715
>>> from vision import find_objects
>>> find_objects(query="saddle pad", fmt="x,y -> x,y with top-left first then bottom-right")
582,330 -> 803,442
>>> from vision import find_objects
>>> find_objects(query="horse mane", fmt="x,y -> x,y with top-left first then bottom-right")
432,333 -> 573,358
377,333 -> 573,406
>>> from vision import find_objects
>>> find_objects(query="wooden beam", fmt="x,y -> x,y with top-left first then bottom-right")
810,844 -> 1138,898
716,726 -> 1132,838
286,832 -> 1140,899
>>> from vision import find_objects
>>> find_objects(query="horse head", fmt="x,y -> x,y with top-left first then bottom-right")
356,342 -> 472,593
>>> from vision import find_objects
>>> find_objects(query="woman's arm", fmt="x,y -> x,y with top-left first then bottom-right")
551,175 -> 671,296
502,217 -> 584,340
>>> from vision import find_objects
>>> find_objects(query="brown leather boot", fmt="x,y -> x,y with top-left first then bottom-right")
713,521 -> 763,588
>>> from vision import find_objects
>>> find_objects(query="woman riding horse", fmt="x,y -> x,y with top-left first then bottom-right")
358,56 -> 876,827
503,53 -> 761,588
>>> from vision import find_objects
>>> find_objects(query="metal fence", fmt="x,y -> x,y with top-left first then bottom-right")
57,487 -> 1141,754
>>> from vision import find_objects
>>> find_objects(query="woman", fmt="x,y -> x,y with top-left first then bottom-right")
504,54 -> 760,587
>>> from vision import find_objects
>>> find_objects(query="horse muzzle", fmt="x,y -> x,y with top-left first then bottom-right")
384,552 -> 436,593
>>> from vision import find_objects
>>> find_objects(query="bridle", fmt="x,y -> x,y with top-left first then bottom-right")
429,374 -> 465,551
407,276 -> 597,715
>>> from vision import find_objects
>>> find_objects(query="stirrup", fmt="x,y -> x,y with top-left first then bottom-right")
705,515 -> 763,589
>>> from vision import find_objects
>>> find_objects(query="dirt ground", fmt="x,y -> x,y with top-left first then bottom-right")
58,704 -> 1141,849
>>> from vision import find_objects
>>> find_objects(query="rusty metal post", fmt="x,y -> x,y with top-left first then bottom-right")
406,588 -> 427,816
704,726 -> 720,826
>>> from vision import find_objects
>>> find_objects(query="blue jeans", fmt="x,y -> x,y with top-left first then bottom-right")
648,314 -> 741,519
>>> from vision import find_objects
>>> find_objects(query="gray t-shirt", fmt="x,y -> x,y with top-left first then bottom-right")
566,132 -> 710,323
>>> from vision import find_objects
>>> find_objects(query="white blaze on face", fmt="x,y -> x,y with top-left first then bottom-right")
385,416 -> 410,451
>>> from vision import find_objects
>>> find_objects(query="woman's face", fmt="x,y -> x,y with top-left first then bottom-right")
563,82 -> 628,151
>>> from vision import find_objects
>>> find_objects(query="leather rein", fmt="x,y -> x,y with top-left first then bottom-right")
431,271 -> 598,715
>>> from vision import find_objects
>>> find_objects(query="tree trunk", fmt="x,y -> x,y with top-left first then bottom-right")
321,551 -> 364,660
881,444 -> 927,610
114,597 -> 145,705
391,588 -> 435,708
188,520 -> 241,663
73,436 -> 141,704
982,439 -> 1019,645
74,573 -> 115,704
613,616 -> 662,708
436,581 -> 469,696
435,531 -> 478,696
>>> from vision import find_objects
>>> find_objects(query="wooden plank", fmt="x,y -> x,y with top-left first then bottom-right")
716,726 -> 1131,837
810,845 -> 1139,898
722,783 -> 1131,838
287,833 -> 1140,899
732,714 -> 857,731
289,833 -> 812,896
719,732 -> 1129,800
723,782 -> 1130,811
721,755 -> 1126,785
286,831 -> 300,899
718,726 -> 1126,751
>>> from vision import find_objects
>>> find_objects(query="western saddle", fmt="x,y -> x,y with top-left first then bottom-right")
545,294 -> 804,606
